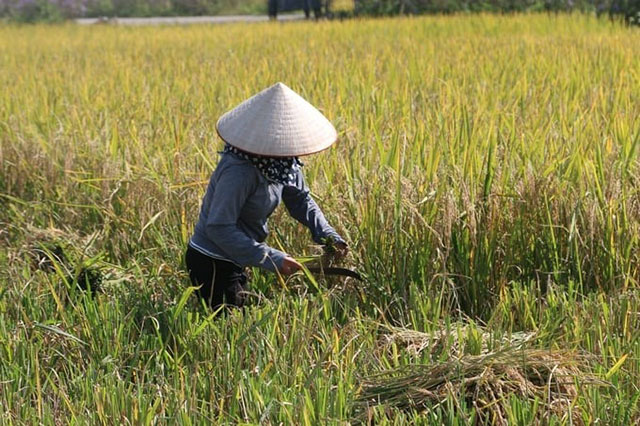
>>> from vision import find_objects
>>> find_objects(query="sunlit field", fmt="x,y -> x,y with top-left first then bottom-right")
1,14 -> 639,424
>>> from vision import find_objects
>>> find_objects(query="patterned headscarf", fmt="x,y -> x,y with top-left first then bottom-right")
223,144 -> 303,186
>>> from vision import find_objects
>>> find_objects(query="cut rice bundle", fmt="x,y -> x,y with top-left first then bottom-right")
357,348 -> 606,425
381,324 -> 536,358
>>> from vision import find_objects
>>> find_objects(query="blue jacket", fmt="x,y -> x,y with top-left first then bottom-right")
189,152 -> 344,272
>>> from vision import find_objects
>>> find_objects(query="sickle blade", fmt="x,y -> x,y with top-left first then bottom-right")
306,266 -> 363,282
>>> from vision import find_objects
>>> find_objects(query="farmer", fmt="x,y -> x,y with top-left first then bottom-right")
185,82 -> 348,310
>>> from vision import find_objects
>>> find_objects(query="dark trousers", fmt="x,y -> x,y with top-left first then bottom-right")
185,246 -> 248,310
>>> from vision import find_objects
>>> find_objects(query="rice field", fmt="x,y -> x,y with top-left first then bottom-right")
1,14 -> 639,424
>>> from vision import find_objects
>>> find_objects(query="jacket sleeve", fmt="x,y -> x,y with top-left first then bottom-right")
204,165 -> 287,272
282,170 -> 345,246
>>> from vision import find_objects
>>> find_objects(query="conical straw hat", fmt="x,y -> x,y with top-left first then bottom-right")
216,82 -> 337,157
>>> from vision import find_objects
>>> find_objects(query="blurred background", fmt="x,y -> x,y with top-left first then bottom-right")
0,0 -> 638,25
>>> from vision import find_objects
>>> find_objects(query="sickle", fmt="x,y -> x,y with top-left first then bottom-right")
305,266 -> 364,282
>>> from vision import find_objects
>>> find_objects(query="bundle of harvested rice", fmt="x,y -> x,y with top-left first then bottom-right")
381,324 -> 536,358
357,348 -> 606,425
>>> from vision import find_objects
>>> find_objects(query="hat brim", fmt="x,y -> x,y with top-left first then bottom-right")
216,126 -> 337,158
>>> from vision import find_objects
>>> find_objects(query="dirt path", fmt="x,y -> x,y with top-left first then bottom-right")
75,14 -> 306,26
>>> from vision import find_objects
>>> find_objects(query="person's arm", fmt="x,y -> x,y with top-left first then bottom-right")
204,164 -> 289,273
282,170 -> 346,247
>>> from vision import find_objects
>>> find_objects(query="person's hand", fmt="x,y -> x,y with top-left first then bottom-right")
332,241 -> 349,260
279,256 -> 303,275
323,240 -> 349,262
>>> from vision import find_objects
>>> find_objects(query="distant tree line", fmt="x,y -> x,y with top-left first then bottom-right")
0,0 -> 637,24
354,0 -> 639,24
0,0 -> 265,22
